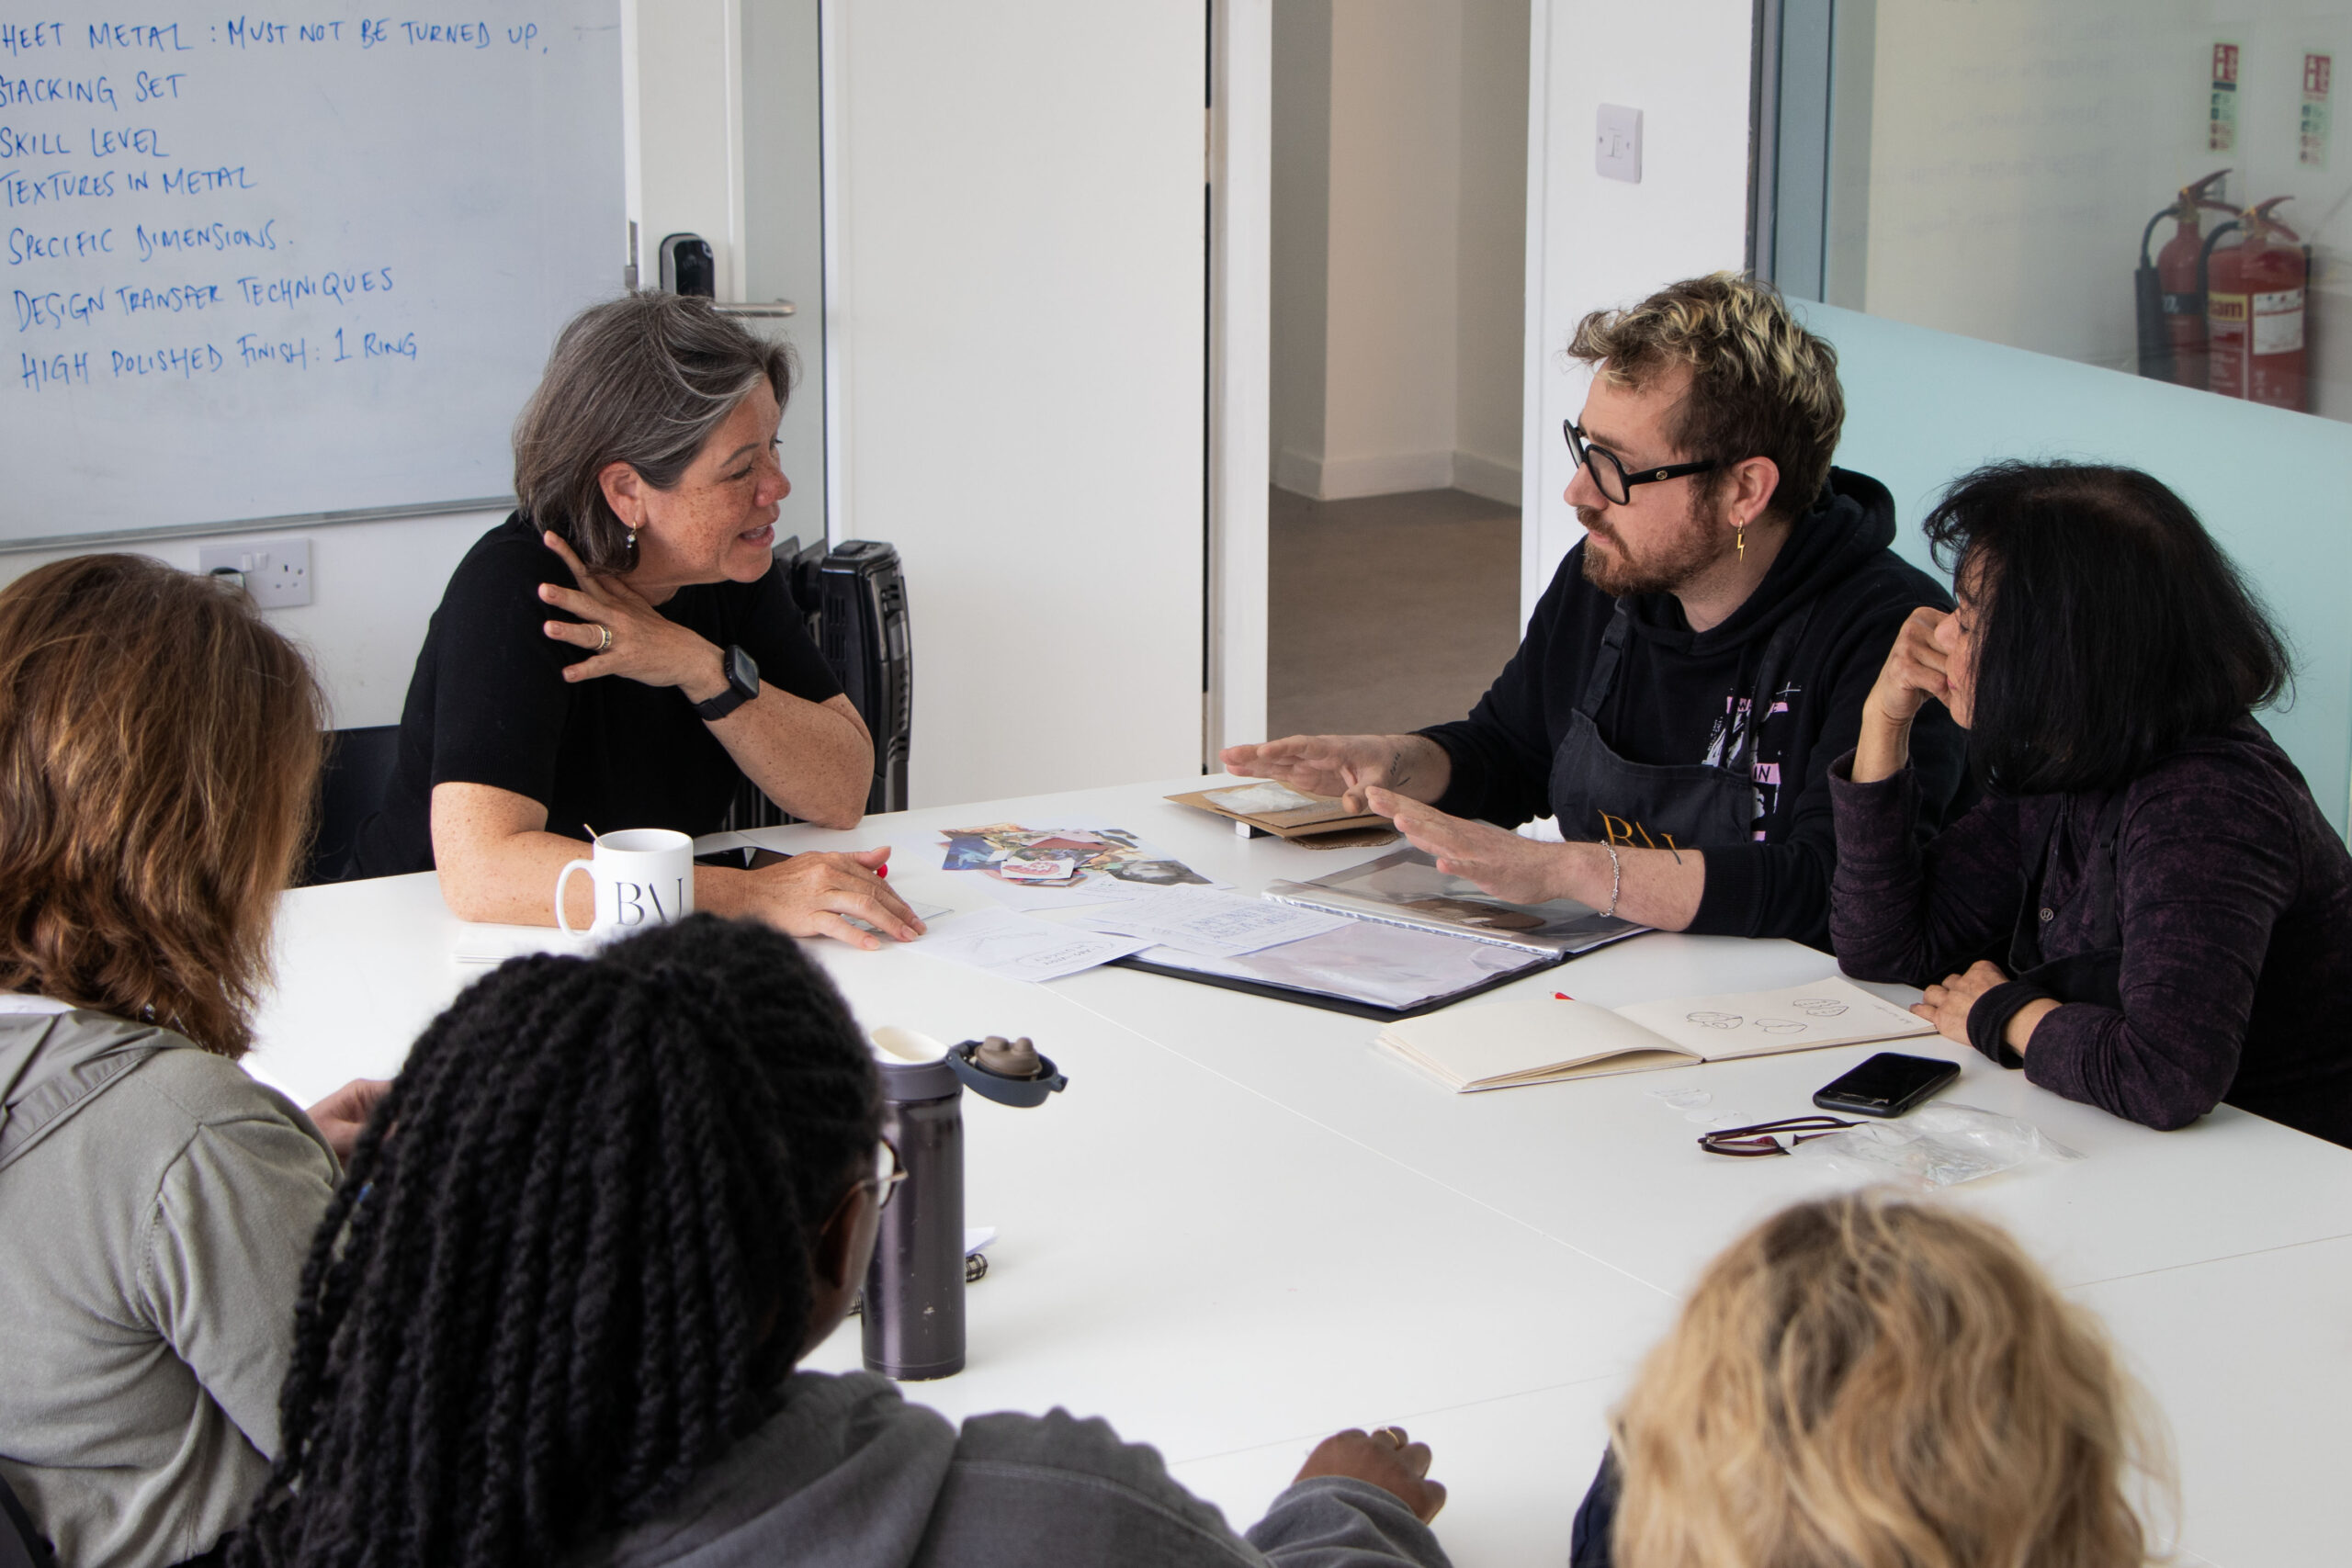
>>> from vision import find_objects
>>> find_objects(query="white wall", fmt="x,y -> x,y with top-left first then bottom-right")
1522,0 -> 1756,617
1454,0 -> 1533,501
1270,2 -> 1334,491
823,2 -> 1208,806
1272,0 -> 1528,503
1321,0 -> 1464,497
1211,0 -> 1275,755
0,512 -> 504,730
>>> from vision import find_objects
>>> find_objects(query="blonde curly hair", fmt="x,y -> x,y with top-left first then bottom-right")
1568,272 -> 1843,522
1610,1193 -> 2169,1568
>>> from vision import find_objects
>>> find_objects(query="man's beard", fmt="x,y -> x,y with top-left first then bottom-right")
1578,497 -> 1727,598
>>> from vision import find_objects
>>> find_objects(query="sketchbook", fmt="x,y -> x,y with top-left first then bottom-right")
1374,976 -> 1934,1092
1263,847 -> 1647,957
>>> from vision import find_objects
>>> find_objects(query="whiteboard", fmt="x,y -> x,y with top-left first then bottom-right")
2,3 -> 621,545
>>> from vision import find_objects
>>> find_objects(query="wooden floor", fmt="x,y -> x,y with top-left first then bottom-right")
1264,485 -> 1523,740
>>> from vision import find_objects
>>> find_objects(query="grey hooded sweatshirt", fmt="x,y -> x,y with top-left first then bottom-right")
0,998 -> 339,1568
581,1369 -> 1453,1568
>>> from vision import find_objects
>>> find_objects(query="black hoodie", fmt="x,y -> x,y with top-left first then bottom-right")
1419,468 -> 1969,948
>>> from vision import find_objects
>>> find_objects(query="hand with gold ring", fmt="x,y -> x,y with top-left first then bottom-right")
1293,1426 -> 1446,1522
535,530 -> 733,701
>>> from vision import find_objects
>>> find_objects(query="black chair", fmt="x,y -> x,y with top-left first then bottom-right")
300,725 -> 401,886
0,1468 -> 57,1568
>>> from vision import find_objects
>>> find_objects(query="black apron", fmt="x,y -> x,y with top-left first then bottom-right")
1546,600 -> 1813,852
2006,793 -> 2126,1010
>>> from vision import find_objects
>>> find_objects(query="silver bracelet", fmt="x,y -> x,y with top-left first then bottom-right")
1601,842 -> 1623,919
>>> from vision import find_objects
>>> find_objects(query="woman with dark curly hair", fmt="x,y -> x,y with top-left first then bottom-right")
0,555 -> 384,1568
1831,461 -> 2352,1145
232,915 -> 1452,1568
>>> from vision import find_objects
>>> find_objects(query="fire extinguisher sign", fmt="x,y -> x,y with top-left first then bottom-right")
2303,53 -> 2334,169
2211,41 -> 2241,152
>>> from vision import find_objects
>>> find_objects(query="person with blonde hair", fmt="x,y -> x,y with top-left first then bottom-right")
1225,273 -> 1966,948
0,555 -> 384,1568
1570,1193 -> 2165,1568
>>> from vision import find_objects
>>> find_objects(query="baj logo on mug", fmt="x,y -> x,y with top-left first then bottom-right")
555,829 -> 695,935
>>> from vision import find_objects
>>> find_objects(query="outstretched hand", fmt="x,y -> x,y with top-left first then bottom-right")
1367,786 -> 1566,906
1295,1427 -> 1447,1523
1218,734 -> 1437,815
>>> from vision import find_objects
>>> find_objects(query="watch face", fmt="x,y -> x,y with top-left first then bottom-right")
728,645 -> 760,699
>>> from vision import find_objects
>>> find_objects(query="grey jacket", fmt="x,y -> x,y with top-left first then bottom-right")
582,1370 -> 1453,1568
0,1001 -> 339,1568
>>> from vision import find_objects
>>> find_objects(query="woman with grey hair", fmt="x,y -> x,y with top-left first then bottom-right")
353,293 -> 922,947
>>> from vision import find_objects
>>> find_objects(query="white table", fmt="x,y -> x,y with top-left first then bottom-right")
252,778 -> 2352,1567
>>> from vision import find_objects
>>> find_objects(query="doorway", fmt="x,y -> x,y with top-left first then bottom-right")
1264,0 -> 1531,740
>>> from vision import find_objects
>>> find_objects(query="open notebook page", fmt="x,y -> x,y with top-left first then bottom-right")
1609,978 -> 1931,1060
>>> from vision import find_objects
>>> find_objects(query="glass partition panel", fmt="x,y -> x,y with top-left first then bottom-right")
1771,0 -> 2352,424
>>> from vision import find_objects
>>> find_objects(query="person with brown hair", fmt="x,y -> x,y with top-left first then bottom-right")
351,291 -> 923,948
0,555 -> 385,1568
1572,1193 -> 2167,1568
1224,273 -> 1967,949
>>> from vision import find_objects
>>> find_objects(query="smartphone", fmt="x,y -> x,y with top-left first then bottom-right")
1813,1053 -> 1961,1119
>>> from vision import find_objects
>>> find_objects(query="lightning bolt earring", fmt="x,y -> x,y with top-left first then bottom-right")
1736,524 -> 1746,561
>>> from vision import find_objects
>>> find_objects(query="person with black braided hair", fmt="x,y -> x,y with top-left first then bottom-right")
233,914 -> 1454,1568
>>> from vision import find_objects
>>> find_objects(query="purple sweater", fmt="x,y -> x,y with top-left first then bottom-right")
1829,723 -> 2352,1147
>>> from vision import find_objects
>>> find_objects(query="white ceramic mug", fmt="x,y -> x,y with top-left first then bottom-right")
555,829 -> 695,935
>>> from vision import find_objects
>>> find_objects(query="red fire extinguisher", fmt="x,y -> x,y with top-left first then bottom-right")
2206,197 -> 2310,412
2134,170 -> 2233,388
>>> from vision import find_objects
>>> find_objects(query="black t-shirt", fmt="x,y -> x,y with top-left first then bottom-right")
352,514 -> 842,875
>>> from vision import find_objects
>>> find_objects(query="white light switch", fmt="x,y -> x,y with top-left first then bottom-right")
1596,104 -> 1642,183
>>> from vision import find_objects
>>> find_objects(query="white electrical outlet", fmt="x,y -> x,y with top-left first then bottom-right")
1596,104 -> 1642,183
197,538 -> 312,608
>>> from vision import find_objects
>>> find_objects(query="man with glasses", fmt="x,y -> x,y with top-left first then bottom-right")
1222,274 -> 1966,947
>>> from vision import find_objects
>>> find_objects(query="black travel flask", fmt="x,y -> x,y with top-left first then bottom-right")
861,1029 -> 1068,1382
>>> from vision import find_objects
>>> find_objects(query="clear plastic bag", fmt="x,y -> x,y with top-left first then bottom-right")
1792,1103 -> 2083,1188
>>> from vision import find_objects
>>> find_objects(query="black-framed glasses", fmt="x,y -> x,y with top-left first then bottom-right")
1564,420 -> 1719,505
863,1139 -> 908,1209
1696,1115 -> 1857,1157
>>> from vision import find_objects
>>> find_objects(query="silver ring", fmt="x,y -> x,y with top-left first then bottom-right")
594,624 -> 613,654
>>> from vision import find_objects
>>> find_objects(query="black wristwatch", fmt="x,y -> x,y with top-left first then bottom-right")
693,644 -> 761,722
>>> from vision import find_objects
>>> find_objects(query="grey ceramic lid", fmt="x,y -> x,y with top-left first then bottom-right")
947,1036 -> 1069,1108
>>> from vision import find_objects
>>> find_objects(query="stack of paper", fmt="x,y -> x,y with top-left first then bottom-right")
1065,886 -> 1349,958
905,907 -> 1151,984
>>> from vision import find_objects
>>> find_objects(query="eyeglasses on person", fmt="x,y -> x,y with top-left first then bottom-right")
863,1139 -> 908,1208
1564,420 -> 1720,505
